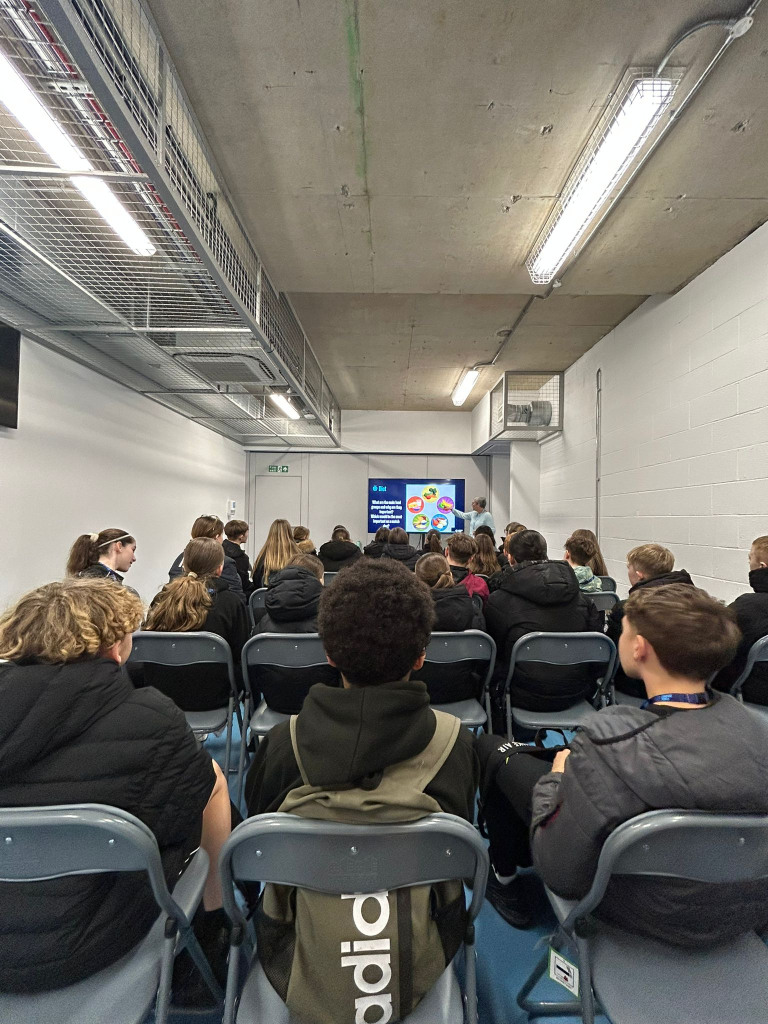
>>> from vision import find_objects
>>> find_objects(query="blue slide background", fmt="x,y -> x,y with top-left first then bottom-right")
368,478 -> 466,534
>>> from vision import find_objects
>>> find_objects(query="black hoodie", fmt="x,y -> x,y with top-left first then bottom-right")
363,540 -> 388,558
382,541 -> 420,571
245,679 -> 477,818
485,559 -> 603,711
318,539 -> 362,573
607,569 -> 695,697
0,658 -> 214,992
714,566 -> 768,704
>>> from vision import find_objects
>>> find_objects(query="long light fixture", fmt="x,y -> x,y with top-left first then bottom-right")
269,392 -> 301,419
526,75 -> 677,285
0,48 -> 156,256
452,368 -> 480,407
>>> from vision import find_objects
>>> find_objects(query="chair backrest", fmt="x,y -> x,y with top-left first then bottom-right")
220,812 -> 489,932
472,594 -> 483,616
564,808 -> 768,927
423,630 -> 496,693
598,575 -> 617,592
0,804 -> 187,923
506,631 -> 617,692
248,587 -> 268,626
324,572 -> 338,583
589,591 -> 619,612
731,636 -> 768,698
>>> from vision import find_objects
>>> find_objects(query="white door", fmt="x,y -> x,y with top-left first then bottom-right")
251,474 -> 302,553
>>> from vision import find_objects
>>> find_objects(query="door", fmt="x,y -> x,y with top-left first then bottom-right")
252,474 -> 302,553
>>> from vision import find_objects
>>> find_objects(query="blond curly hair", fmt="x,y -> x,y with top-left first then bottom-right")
0,578 -> 143,664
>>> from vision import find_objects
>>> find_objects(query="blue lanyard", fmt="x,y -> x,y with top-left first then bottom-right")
641,692 -> 710,710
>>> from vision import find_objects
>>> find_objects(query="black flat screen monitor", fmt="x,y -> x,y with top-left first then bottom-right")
0,325 -> 20,428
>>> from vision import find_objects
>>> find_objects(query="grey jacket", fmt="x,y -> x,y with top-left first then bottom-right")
531,693 -> 768,947
168,551 -> 245,602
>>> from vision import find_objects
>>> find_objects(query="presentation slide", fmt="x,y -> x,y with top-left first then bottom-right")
368,478 -> 466,534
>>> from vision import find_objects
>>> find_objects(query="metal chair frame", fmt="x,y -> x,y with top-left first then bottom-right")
247,587 -> 268,630
422,630 -> 496,729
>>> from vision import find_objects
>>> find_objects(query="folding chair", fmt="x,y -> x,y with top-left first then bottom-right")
323,571 -> 338,583
247,587 -> 268,630
0,804 -> 221,1024
219,812 -> 489,1024
731,635 -> 768,725
588,591 -> 618,613
597,576 -> 617,592
422,630 -> 496,729
504,632 -> 617,740
518,808 -> 768,1024
128,631 -> 246,789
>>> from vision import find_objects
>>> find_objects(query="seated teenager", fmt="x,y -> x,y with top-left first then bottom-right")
570,527 -> 608,578
0,578 -> 231,995
475,524 -> 506,569
485,529 -> 602,716
478,584 -> 768,945
252,518 -> 300,590
169,514 -> 244,602
714,534 -> 768,704
607,543 -> 693,697
140,537 -> 250,712
469,531 -> 500,578
223,519 -> 254,595
253,553 -> 339,714
318,525 -> 362,572
244,559 -> 479,1022
66,528 -> 136,585
416,553 -> 486,703
381,525 -> 420,570
563,533 -> 603,593
363,525 -> 390,558
292,525 -> 317,556
418,528 -> 444,557
445,532 -> 489,602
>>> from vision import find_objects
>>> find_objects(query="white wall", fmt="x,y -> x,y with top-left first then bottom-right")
341,409 -> 473,453
540,221 -> 768,601
0,339 -> 246,608
245,450 -> 509,554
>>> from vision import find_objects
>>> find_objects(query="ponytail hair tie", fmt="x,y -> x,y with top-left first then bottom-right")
186,571 -> 198,579
89,533 -> 99,542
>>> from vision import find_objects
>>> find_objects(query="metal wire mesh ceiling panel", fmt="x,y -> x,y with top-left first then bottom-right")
0,0 -> 340,447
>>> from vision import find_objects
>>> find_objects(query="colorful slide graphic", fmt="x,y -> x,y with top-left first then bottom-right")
368,479 -> 466,534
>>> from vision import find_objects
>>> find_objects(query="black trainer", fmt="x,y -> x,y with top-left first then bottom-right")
484,873 -> 533,930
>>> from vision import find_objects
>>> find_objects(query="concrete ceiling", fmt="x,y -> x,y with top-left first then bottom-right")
146,0 -> 768,410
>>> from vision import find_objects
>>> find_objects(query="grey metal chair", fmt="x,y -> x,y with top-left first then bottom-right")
518,808 -> 768,1024
504,632 -> 618,739
247,587 -> 268,629
0,804 -> 221,1024
128,631 -> 246,788
588,591 -> 619,613
323,571 -> 338,583
597,576 -> 617,592
422,630 -> 496,729
731,635 -> 768,724
219,812 -> 489,1024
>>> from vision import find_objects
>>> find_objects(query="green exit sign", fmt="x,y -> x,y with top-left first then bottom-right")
268,465 -> 289,473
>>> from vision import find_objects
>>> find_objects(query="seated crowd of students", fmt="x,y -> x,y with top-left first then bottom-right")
1,513 -> 768,1017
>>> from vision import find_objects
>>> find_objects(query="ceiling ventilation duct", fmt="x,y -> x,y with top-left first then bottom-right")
0,0 -> 340,448
487,371 -> 564,445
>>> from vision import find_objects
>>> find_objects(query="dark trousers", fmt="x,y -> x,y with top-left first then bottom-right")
477,733 -> 553,876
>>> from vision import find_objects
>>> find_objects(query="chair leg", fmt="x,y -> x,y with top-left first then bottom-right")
180,923 -> 225,1003
236,695 -> 250,804
505,692 -> 513,742
576,934 -> 596,1024
224,697 -> 233,775
464,939 -> 478,1024
154,934 -> 175,1024
516,939 -> 583,1018
223,940 -> 242,1024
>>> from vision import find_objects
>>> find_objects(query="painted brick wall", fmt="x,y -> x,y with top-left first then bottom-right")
539,220 -> 768,602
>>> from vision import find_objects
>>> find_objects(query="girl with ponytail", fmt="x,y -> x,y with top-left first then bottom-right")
66,529 -> 136,583
139,538 -> 250,711
569,528 -> 608,577
564,532 -> 604,593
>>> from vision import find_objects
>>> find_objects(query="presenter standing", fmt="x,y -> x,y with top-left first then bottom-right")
454,496 -> 495,536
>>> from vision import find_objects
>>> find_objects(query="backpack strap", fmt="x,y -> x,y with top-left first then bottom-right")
289,715 -> 310,785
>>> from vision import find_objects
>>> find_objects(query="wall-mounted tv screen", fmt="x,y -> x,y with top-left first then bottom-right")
0,325 -> 20,429
368,478 -> 466,534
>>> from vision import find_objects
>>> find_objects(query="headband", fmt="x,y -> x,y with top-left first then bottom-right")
96,533 -> 132,549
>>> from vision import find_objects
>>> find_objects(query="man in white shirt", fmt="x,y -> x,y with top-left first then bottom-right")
454,496 -> 495,536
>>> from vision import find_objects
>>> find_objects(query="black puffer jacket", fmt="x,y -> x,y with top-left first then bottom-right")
382,542 -> 420,571
363,540 -> 387,558
714,567 -> 768,704
485,560 -> 602,711
0,657 -> 214,992
253,567 -> 338,713
318,540 -> 362,573
420,587 -> 487,704
531,694 -> 768,947
223,538 -> 253,595
136,576 -> 250,711
607,570 -> 695,697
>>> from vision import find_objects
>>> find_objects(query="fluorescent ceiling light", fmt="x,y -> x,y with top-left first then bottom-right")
527,76 -> 676,285
0,48 -> 156,257
270,393 -> 301,419
452,368 -> 480,407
